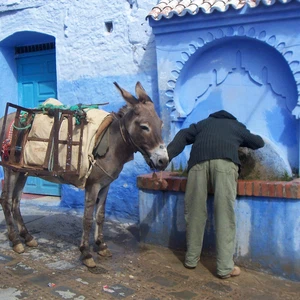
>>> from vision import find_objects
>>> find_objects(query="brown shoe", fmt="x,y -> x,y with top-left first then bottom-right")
219,266 -> 241,279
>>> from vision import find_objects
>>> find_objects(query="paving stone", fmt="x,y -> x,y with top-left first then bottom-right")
102,284 -> 135,298
69,275 -> 100,285
6,262 -> 36,276
74,277 -> 90,285
29,274 -> 56,287
0,253 -> 13,264
248,294 -> 277,300
204,281 -> 232,293
23,215 -> 47,224
88,265 -> 108,274
0,198 -> 299,300
167,270 -> 189,280
51,286 -> 85,299
169,290 -> 198,299
149,276 -> 177,287
0,287 -> 28,299
46,260 -> 76,270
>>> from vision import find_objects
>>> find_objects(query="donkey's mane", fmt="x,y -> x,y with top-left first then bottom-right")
116,104 -> 131,118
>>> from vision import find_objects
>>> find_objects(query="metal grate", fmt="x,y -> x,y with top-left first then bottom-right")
15,42 -> 55,55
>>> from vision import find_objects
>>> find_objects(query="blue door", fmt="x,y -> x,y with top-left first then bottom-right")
16,49 -> 61,196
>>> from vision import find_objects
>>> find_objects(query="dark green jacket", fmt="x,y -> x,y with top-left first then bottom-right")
167,110 -> 265,171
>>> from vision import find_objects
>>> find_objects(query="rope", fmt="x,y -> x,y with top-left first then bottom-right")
37,103 -> 104,125
94,160 -> 116,180
37,103 -> 99,111
88,154 -> 116,180
86,155 -> 96,179
19,112 -> 29,125
12,123 -> 31,130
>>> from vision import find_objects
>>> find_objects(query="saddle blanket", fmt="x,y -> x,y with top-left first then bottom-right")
24,98 -> 110,187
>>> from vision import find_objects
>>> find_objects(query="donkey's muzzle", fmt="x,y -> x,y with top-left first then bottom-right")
149,144 -> 169,171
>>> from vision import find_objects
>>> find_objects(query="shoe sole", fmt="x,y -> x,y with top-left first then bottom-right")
219,267 -> 241,279
184,264 -> 196,269
184,257 -> 200,269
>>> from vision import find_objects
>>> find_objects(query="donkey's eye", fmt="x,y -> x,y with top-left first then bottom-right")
140,124 -> 150,132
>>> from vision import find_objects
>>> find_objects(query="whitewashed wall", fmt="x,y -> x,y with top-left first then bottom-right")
0,0 -> 160,222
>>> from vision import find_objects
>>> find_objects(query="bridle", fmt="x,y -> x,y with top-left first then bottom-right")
89,112 -> 155,180
116,113 -> 155,169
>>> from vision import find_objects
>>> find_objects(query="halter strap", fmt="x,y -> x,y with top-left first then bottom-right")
89,111 -> 155,179
116,113 -> 155,169
116,113 -> 150,157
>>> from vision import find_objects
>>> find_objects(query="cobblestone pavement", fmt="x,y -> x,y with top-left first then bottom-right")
0,196 -> 299,300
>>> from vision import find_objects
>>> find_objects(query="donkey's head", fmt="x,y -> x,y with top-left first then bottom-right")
114,82 -> 169,171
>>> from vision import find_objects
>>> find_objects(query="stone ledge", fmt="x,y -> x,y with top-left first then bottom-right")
137,172 -> 300,199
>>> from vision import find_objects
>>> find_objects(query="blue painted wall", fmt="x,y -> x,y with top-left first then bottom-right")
235,196 -> 300,281
0,0 -> 159,222
149,2 -> 300,180
139,1 -> 300,281
139,189 -> 300,281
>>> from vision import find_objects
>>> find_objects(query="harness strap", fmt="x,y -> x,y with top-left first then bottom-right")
87,110 -> 154,179
87,154 -> 116,180
94,159 -> 116,180
118,115 -> 154,168
94,114 -> 114,148
118,114 -> 143,154
87,115 -> 116,180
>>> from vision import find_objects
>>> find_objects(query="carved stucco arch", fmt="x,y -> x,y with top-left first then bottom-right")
164,25 -> 300,120
162,25 -> 300,179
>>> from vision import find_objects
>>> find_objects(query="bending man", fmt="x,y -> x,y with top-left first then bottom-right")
167,110 -> 264,279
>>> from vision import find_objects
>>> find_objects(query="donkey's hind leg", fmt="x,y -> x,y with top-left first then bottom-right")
1,168 -> 25,253
95,185 -> 112,257
12,172 -> 38,248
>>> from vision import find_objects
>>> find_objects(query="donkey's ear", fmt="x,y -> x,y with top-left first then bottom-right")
114,82 -> 137,106
135,82 -> 153,103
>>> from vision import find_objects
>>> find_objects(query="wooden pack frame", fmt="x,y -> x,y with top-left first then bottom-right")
0,102 -> 84,177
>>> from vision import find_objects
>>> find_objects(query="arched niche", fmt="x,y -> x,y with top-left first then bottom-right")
167,37 -> 299,180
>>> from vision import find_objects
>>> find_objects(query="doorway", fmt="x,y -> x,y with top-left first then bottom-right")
16,43 -> 61,196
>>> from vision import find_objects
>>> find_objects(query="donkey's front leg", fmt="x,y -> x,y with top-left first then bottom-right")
95,185 -> 112,257
80,183 -> 100,268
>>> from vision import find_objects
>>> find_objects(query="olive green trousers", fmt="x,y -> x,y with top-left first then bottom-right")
184,159 -> 239,276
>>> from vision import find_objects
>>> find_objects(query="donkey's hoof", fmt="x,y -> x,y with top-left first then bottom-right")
13,243 -> 25,254
98,248 -> 112,257
83,258 -> 96,268
26,239 -> 38,247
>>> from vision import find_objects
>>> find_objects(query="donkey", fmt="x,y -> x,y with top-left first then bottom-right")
0,82 -> 169,268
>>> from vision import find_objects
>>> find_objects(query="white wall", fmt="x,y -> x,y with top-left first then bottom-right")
0,0 -> 160,222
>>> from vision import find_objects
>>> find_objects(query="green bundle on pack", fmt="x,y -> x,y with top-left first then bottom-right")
37,103 -> 100,125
